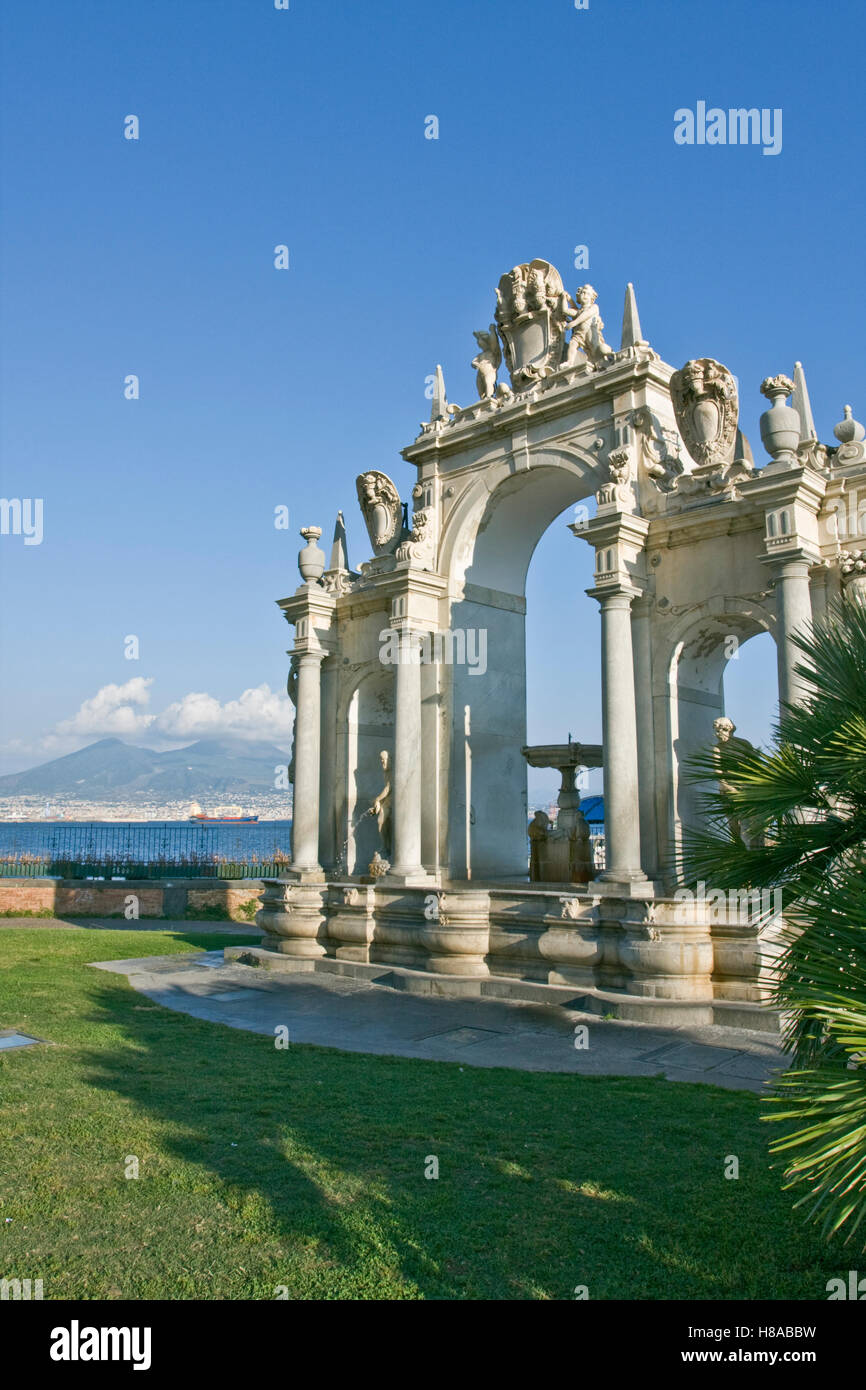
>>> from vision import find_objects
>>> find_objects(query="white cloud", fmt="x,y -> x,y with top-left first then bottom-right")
152,684 -> 293,743
42,678 -> 292,752
54,677 -> 155,738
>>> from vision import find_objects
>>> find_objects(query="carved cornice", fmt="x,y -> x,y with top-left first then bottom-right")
402,356 -> 678,466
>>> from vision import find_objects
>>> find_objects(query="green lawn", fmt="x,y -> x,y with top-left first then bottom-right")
0,927 -> 839,1300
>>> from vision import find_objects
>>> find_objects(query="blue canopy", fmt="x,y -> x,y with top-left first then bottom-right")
579,795 -> 604,826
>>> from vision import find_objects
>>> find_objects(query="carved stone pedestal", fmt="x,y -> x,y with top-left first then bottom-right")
257,880 -> 328,958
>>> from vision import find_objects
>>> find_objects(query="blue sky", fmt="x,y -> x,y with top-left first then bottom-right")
1,0 -> 864,798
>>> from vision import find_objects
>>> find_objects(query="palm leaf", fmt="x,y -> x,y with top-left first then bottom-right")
677,596 -> 866,1245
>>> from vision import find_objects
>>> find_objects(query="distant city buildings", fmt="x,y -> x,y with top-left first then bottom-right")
0,792 -> 293,823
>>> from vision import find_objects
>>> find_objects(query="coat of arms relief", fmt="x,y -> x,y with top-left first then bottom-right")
488,261 -> 614,395
669,358 -> 739,474
354,469 -> 438,574
355,471 -> 404,556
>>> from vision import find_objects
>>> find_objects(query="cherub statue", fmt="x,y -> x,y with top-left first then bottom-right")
561,284 -> 613,367
472,325 -> 502,400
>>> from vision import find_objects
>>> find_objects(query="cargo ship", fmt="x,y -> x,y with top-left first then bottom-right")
187,802 -> 259,823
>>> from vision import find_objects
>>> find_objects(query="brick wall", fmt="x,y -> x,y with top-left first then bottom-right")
187,885 -> 263,920
0,878 -> 265,920
0,879 -> 56,914
56,883 -> 165,917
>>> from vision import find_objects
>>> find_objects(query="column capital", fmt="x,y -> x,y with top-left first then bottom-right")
387,616 -> 429,637
759,546 -> 818,580
570,511 -> 651,550
586,583 -> 642,608
630,593 -> 655,619
276,582 -> 336,638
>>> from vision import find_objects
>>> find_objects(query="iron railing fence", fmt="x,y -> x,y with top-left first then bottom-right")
0,821 -> 292,879
0,822 -> 606,878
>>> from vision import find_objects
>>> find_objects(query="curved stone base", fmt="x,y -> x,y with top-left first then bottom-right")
256,880 -> 328,959
248,879 -> 772,1019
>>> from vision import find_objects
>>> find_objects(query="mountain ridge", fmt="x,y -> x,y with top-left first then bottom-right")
0,738 -> 291,798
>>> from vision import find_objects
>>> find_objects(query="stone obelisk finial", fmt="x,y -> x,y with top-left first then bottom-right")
430,364 -> 449,422
329,510 -> 349,571
792,361 -> 817,443
620,282 -> 647,350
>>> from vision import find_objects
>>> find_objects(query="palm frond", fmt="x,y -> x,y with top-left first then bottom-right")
677,596 -> 866,1245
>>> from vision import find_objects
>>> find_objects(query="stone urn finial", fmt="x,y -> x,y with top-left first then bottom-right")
834,405 -> 866,446
298,526 -> 325,583
759,374 -> 799,464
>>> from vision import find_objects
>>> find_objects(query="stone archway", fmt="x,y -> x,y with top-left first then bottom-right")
341,666 -> 394,876
440,452 -> 601,880
660,600 -> 777,870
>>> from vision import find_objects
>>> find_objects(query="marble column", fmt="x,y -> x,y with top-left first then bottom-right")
291,650 -> 325,876
597,590 -> 645,882
318,657 -> 338,871
774,558 -> 813,707
390,627 -> 425,878
631,597 -> 658,879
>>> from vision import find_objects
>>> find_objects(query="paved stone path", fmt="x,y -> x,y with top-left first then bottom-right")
90,950 -> 786,1092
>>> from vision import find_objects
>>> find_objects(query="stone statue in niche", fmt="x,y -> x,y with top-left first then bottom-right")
369,748 -> 392,857
356,471 -> 403,556
472,325 -> 501,400
561,285 -> 613,367
712,716 -> 764,848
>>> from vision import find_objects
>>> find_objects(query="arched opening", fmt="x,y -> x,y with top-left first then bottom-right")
721,630 -> 778,752
443,456 -> 600,881
665,606 -> 777,866
525,508 -> 601,801
344,667 -> 394,876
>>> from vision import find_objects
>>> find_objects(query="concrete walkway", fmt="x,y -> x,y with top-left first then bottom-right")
89,949 -> 786,1092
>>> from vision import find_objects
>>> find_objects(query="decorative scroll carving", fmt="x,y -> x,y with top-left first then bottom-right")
394,480 -> 437,569
322,568 -> 356,596
607,447 -> 632,485
595,446 -> 632,507
630,406 -> 684,491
